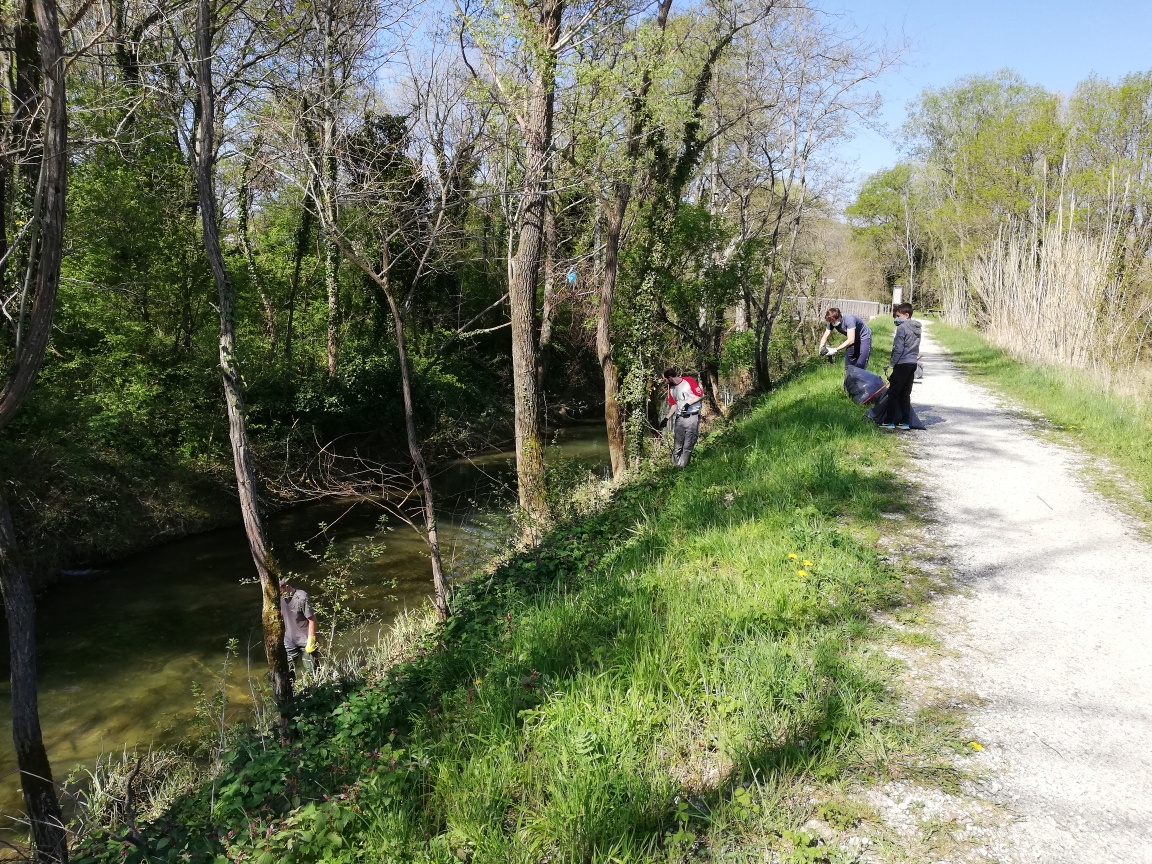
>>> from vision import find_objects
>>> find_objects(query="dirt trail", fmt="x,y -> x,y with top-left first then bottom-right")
908,325 -> 1152,863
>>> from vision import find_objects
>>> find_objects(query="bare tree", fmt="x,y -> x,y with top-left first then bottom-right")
268,37 -> 486,620
459,0 -> 622,532
743,7 -> 893,387
188,0 -> 293,707
0,0 -> 70,855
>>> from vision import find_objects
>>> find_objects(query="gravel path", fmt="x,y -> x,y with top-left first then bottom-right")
908,325 -> 1152,863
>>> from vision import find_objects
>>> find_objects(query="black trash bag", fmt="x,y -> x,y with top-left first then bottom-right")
843,365 -> 887,405
865,389 -> 927,429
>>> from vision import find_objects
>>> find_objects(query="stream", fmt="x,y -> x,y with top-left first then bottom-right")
0,423 -> 610,832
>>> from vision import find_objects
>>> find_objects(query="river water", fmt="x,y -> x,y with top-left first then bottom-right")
0,424 -> 609,830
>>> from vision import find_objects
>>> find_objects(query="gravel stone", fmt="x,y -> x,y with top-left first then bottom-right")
907,326 -> 1152,863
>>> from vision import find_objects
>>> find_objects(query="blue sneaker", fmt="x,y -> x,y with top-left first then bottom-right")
898,423 -> 911,431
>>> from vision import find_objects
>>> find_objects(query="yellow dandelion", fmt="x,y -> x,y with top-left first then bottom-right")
788,553 -> 799,560
474,678 -> 482,686
797,569 -> 808,577
857,587 -> 864,592
803,559 -> 813,567
969,741 -> 983,752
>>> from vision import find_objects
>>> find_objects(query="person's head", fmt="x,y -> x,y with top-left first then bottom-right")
279,578 -> 293,595
824,308 -> 842,324
894,302 -> 913,321
663,368 -> 682,385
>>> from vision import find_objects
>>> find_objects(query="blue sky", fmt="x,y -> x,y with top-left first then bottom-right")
831,0 -> 1152,181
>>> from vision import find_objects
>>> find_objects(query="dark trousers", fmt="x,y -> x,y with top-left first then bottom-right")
846,338 -> 871,369
285,641 -> 319,680
672,413 -> 700,467
886,363 -> 917,424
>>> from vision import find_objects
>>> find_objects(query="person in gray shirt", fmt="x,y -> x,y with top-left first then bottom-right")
883,303 -> 922,429
279,578 -> 318,675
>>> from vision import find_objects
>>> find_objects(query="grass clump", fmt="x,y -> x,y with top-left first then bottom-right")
931,322 -> 1152,506
74,359 -> 957,864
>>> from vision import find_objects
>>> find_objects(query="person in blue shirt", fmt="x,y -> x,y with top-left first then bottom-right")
818,307 -> 872,368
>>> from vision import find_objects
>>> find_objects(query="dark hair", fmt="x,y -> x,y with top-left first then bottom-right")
824,307 -> 841,322
662,368 -> 678,379
895,303 -> 914,316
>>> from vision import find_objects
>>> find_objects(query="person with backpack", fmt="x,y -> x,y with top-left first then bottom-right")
883,303 -> 922,430
663,369 -> 704,467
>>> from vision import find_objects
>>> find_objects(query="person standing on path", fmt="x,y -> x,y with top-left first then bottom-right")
663,369 -> 704,468
819,308 -> 873,368
884,303 -> 921,430
279,578 -> 318,677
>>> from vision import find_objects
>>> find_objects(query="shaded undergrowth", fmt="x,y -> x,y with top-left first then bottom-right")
75,359 -> 962,864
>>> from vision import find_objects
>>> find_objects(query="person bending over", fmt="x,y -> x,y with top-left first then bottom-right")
663,369 -> 704,468
818,307 -> 872,369
279,577 -> 318,677
884,303 -> 922,430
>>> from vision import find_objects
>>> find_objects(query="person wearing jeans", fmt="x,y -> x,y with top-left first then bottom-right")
884,303 -> 922,429
663,369 -> 704,467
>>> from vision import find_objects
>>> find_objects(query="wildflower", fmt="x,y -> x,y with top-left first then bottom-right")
788,553 -> 799,560
803,560 -> 813,567
969,741 -> 983,752
797,569 -> 808,577
475,678 -> 482,686
857,587 -> 864,592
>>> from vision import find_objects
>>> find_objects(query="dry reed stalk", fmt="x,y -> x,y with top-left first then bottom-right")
959,183 -> 1152,386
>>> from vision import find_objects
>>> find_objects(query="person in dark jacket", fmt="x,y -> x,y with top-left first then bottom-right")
884,303 -> 921,430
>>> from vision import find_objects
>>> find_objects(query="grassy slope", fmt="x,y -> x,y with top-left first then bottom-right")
930,322 -> 1152,507
77,359 -> 960,864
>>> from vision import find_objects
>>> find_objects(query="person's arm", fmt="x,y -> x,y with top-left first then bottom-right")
304,616 -> 317,652
829,326 -> 855,354
818,328 -> 830,349
889,325 -> 904,369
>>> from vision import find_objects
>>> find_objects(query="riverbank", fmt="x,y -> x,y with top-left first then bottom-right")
74,358 -> 969,863
0,423 -> 609,834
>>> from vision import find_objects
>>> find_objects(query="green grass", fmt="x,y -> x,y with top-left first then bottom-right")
930,322 -> 1152,507
76,360 -> 961,864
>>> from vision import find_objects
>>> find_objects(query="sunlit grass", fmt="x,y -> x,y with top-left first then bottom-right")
76,359 -> 963,864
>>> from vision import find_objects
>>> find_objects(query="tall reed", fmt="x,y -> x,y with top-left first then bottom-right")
956,186 -> 1152,384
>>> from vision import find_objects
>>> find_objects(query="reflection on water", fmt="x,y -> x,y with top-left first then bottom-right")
0,423 -> 608,829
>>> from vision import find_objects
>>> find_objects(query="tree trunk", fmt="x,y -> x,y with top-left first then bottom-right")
321,1 -> 339,378
508,0 -> 563,536
0,487 -> 66,863
0,0 -> 69,856
378,258 -> 450,621
536,194 -> 557,394
238,148 -> 277,344
598,195 -> 627,478
593,0 -> 671,478
194,0 -> 292,708
285,203 -> 313,363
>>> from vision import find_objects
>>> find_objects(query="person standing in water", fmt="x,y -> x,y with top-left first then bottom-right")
818,307 -> 872,369
663,369 -> 704,468
884,303 -> 922,430
279,577 -> 318,676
